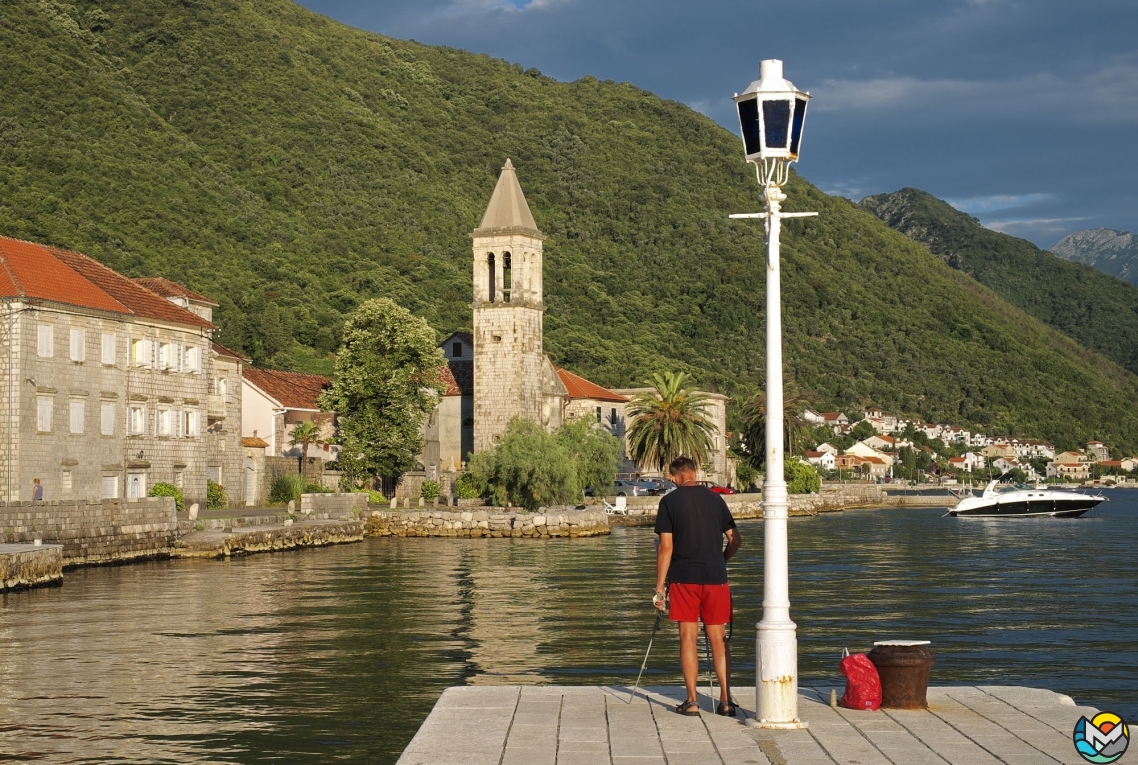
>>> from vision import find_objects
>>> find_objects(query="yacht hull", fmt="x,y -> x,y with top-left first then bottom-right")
949,497 -> 1102,518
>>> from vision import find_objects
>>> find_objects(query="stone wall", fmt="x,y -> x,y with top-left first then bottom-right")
366,507 -> 608,538
0,496 -> 177,566
300,492 -> 369,516
0,544 -> 63,591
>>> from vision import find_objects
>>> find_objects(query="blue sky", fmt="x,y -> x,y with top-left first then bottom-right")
298,0 -> 1138,247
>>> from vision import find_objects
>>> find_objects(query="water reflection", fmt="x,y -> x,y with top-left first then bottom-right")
0,494 -> 1135,763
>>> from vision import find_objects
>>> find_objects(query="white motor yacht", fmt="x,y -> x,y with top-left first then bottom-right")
948,480 -> 1105,518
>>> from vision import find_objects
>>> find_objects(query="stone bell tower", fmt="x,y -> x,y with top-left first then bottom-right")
472,159 -> 560,452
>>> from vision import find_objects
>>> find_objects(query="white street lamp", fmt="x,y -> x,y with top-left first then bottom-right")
730,59 -> 816,730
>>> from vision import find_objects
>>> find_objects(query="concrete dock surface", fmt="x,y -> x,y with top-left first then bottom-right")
397,684 -> 1098,765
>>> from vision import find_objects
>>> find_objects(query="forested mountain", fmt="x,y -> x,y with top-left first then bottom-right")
3,0 -> 1138,450
861,189 -> 1138,378
1051,228 -> 1138,286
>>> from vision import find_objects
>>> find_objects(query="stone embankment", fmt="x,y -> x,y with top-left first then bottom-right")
0,543 -> 63,591
0,497 -> 178,567
366,507 -> 608,538
608,484 -> 950,526
174,518 -> 367,559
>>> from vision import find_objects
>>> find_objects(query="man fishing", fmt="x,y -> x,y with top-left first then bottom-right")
654,456 -> 742,716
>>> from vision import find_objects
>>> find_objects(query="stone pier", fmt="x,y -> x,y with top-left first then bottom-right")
0,543 -> 63,591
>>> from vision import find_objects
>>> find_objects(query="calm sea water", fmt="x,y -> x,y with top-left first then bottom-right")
1,493 -> 1135,763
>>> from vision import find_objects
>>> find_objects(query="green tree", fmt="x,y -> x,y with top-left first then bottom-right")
849,420 -> 876,441
554,419 -> 623,496
627,372 -> 715,472
318,298 -> 446,483
288,420 -> 326,475
786,461 -> 821,494
467,419 -> 577,510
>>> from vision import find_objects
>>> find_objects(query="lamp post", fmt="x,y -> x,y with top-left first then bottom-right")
730,59 -> 816,729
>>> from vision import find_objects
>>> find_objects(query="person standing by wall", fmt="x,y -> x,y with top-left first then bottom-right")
31,478 -> 43,501
654,456 -> 742,716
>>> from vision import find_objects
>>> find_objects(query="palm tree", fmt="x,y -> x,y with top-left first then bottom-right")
289,420 -> 326,475
740,379 -> 817,467
626,372 -> 716,473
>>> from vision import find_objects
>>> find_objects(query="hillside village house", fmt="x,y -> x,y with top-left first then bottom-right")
241,367 -> 336,465
414,160 -> 732,493
0,236 -> 244,504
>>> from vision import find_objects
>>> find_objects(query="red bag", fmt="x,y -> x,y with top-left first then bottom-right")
839,649 -> 882,711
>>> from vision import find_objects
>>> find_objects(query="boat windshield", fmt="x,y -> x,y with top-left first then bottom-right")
995,482 -> 1039,492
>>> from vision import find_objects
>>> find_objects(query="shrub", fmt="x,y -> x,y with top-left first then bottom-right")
149,482 -> 184,512
304,482 -> 331,494
786,461 -> 821,494
206,480 -> 227,509
554,419 -> 622,497
420,480 -> 440,501
349,486 -> 387,504
269,473 -> 306,504
454,473 -> 481,499
736,462 -> 758,490
468,418 -> 576,510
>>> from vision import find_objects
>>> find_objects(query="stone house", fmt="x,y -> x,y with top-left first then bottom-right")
1085,440 -> 1109,462
1047,460 -> 1090,480
861,434 -> 896,451
803,450 -> 835,470
240,366 -> 335,464
0,235 -> 243,505
845,441 -> 894,468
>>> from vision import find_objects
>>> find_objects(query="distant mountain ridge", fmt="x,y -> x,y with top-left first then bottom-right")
860,188 -> 1138,378
1050,228 -> 1138,285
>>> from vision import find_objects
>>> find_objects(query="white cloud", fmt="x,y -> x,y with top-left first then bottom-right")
811,60 -> 1138,123
431,0 -> 568,17
947,193 -> 1052,215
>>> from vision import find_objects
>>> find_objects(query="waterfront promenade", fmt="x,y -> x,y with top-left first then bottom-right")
398,684 -> 1096,765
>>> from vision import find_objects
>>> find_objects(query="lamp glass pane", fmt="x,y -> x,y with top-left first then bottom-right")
737,98 -> 761,156
762,99 -> 791,149
790,97 -> 807,156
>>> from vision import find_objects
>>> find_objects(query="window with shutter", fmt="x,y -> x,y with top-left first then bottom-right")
37,396 -> 53,432
37,325 -> 53,357
69,400 -> 85,434
101,403 -> 115,435
70,328 -> 85,362
102,333 -> 115,365
62,470 -> 72,492
101,475 -> 119,499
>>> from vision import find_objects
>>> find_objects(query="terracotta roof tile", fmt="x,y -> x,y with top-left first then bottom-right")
445,359 -> 473,396
0,236 -> 130,314
243,367 -> 330,410
132,277 -> 218,306
554,367 -> 628,403
212,341 -> 250,362
242,436 -> 270,448
49,248 -> 214,329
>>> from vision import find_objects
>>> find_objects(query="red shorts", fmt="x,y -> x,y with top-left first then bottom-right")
668,583 -> 732,625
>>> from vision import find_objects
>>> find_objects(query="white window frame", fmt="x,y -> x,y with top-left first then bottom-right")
158,342 -> 171,370
37,396 -> 53,433
157,408 -> 172,437
37,324 -> 53,357
187,345 -> 202,373
70,328 -> 85,362
129,405 -> 146,436
61,470 -> 73,493
101,402 -> 115,436
101,333 -> 116,365
101,475 -> 119,499
131,339 -> 150,368
185,410 -> 200,438
69,399 -> 85,434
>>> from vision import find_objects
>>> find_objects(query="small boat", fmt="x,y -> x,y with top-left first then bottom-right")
948,480 -> 1105,518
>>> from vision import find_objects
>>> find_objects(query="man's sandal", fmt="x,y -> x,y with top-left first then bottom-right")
675,699 -> 701,716
716,701 -> 738,717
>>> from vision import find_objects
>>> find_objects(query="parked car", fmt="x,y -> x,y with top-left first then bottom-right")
695,481 -> 736,495
635,478 -> 666,495
611,480 -> 646,497
656,478 -> 677,494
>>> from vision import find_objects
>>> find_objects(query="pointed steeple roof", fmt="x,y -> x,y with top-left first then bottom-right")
473,159 -> 543,238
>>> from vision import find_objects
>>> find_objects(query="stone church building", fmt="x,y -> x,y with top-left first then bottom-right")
417,160 -> 732,492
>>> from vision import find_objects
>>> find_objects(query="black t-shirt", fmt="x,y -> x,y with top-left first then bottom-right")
654,486 -> 737,585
